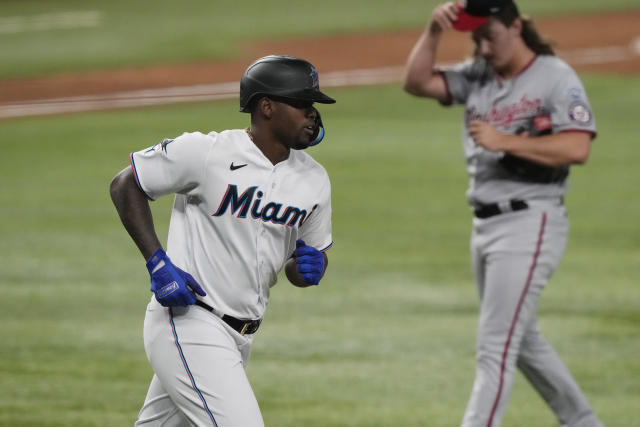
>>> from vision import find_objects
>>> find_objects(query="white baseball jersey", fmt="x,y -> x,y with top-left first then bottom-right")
130,129 -> 333,320
440,55 -> 596,205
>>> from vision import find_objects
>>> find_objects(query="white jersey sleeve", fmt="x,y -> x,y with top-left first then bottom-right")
298,173 -> 332,252
130,131 -> 217,200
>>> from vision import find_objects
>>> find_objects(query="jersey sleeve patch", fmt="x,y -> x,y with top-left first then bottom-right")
145,138 -> 175,155
567,100 -> 593,126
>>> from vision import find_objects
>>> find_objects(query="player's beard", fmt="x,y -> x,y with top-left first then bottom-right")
273,128 -> 310,151
273,106 -> 319,150
291,137 -> 312,150
290,125 -> 317,150
291,140 -> 313,150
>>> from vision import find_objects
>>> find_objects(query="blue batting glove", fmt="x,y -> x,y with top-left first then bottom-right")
294,239 -> 325,286
146,248 -> 206,307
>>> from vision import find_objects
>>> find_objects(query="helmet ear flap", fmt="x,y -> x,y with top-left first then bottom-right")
309,108 -> 325,147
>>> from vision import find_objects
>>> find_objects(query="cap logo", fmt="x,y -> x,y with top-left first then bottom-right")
309,67 -> 319,89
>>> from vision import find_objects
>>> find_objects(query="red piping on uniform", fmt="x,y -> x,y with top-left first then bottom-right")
129,154 -> 153,200
485,212 -> 547,427
436,70 -> 453,106
559,129 -> 597,140
495,55 -> 538,85
516,55 -> 538,78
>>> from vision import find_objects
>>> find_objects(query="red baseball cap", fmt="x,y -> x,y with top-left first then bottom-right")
452,0 -> 518,32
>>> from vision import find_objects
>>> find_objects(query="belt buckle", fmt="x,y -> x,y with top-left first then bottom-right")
240,322 -> 251,335
498,200 -> 513,214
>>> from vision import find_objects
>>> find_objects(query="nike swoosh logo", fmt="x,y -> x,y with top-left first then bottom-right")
230,162 -> 248,171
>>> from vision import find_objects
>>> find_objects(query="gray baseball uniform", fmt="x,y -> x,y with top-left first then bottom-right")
440,55 -> 602,427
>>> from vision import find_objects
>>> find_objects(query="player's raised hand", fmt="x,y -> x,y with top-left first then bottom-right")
430,2 -> 461,33
146,248 -> 206,306
294,239 -> 325,286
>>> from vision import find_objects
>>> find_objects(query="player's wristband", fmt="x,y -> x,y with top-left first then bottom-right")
146,248 -> 168,274
146,248 -> 206,306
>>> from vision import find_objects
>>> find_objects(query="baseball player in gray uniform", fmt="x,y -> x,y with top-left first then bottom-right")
110,55 -> 335,427
404,1 -> 604,426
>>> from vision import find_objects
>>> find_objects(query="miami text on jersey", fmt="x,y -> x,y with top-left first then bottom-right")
212,184 -> 317,228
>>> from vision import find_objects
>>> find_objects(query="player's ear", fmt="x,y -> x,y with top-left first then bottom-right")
510,16 -> 523,35
257,97 -> 274,119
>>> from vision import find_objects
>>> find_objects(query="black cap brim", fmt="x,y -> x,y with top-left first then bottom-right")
273,90 -> 336,105
310,90 -> 336,104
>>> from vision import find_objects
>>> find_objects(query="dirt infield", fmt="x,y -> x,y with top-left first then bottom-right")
1,11 -> 639,106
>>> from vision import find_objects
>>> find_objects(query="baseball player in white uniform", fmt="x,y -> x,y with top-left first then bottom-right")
110,55 -> 336,427
404,1 -> 604,426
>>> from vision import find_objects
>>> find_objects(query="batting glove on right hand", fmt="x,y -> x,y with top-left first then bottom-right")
294,239 -> 325,286
146,248 -> 206,307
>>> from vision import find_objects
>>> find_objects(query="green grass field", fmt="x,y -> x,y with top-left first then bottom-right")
2,0 -> 639,425
1,0 -> 640,78
1,75 -> 639,426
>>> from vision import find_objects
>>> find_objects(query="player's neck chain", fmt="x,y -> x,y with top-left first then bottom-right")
245,127 -> 254,141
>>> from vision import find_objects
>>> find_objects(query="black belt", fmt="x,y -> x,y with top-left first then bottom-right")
195,300 -> 262,335
474,199 -> 529,219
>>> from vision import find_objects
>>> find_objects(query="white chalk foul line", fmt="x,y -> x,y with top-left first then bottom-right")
557,45 -> 634,65
1,40 -> 638,119
1,82 -> 240,118
632,36 -> 640,55
0,69 -> 406,119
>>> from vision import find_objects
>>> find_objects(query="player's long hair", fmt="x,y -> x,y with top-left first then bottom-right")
496,3 -> 555,55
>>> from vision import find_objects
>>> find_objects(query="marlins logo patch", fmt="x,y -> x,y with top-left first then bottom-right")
157,138 -> 174,153
309,67 -> 319,89
145,138 -> 175,154
568,101 -> 592,125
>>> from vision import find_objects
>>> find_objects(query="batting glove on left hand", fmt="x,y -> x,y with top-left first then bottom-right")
146,248 -> 206,307
294,239 -> 325,286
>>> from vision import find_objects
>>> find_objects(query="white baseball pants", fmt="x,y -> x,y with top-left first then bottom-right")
135,300 -> 264,427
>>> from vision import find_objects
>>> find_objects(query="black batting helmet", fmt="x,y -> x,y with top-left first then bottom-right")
239,55 -> 336,113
